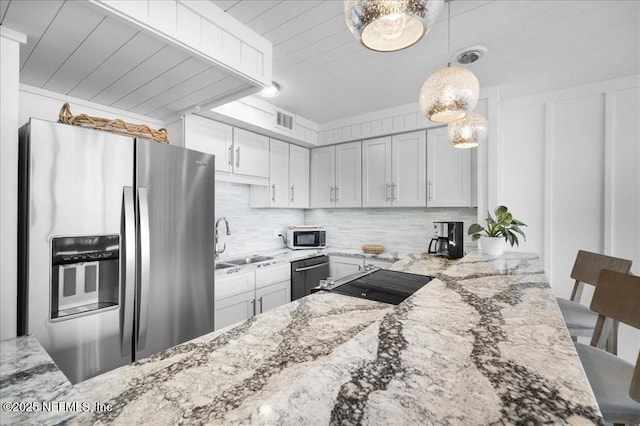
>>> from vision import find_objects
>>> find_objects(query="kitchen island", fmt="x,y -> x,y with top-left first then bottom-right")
71,251 -> 602,425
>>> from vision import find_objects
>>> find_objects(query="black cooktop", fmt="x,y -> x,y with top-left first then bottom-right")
330,269 -> 433,305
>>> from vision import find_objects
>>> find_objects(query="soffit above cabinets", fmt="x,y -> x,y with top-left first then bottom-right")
0,0 -> 272,121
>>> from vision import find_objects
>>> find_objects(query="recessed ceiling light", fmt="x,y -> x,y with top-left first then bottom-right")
259,82 -> 280,98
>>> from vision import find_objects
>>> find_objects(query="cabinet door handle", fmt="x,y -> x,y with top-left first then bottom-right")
271,184 -> 276,202
386,183 -> 391,201
335,186 -> 340,201
428,180 -> 433,201
228,145 -> 233,166
391,183 -> 396,201
258,297 -> 263,314
235,147 -> 240,167
330,186 -> 334,202
290,186 -> 294,202
250,299 -> 255,317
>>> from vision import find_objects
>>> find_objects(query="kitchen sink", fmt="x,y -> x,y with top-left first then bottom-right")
215,262 -> 235,270
227,255 -> 273,265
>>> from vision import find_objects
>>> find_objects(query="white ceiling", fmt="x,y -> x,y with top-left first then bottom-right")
211,0 -> 640,124
2,1 -> 638,125
0,0 -> 256,120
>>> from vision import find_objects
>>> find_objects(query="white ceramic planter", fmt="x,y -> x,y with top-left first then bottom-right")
480,236 -> 505,256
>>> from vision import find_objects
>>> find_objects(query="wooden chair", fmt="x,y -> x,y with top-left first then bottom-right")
574,269 -> 640,425
558,250 -> 632,354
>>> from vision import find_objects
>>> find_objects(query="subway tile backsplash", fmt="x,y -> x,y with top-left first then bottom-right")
215,181 -> 304,258
216,181 -> 478,257
304,208 -> 478,254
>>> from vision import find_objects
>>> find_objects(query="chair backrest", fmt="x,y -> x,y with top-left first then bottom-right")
569,250 -> 632,301
632,352 -> 640,403
590,269 -> 640,331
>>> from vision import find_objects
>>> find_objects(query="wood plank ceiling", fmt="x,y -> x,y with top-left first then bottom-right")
0,0 -> 252,121
212,0 -> 640,124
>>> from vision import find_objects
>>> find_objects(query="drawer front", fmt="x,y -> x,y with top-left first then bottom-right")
216,271 -> 256,300
255,263 -> 291,289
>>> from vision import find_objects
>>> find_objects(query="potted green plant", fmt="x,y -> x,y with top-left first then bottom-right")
468,205 -> 527,256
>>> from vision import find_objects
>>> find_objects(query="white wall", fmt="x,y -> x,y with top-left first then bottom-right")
0,27 -> 26,340
500,74 -> 640,364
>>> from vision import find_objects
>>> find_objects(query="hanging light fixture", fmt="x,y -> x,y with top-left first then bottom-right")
419,0 -> 479,122
344,0 -> 444,52
447,112 -> 488,148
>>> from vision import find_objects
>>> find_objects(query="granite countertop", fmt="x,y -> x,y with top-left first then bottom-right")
65,251 -> 602,425
214,247 -> 402,277
0,336 -> 94,425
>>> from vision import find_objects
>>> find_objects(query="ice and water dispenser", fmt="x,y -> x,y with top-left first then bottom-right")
50,235 -> 120,320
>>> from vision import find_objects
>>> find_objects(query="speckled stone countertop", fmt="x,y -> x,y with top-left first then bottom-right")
0,336 -> 93,425
70,251 -> 602,425
214,247 -> 402,277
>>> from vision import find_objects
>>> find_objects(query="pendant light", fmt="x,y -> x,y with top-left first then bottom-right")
419,0 -> 479,122
447,112 -> 488,148
344,0 -> 444,52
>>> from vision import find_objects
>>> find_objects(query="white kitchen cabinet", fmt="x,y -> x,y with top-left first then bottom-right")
330,255 -> 363,280
183,115 -> 232,173
215,263 -> 291,330
255,281 -> 290,314
289,144 -> 310,208
250,140 -> 310,208
214,291 -> 255,330
310,141 -> 361,208
330,255 -> 393,280
362,131 -> 426,207
183,116 -> 269,184
233,128 -> 270,179
427,126 -> 472,207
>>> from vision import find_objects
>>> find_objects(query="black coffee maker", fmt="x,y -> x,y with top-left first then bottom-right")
428,221 -> 464,259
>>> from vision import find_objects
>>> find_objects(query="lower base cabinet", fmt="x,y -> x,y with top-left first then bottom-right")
329,255 -> 393,280
214,264 -> 291,331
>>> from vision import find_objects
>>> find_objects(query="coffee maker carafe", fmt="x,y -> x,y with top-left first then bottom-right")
428,221 -> 464,259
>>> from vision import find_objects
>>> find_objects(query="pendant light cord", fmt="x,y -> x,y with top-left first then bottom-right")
447,0 -> 451,67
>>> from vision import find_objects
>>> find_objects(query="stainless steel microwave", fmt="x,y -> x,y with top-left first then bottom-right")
286,226 -> 326,250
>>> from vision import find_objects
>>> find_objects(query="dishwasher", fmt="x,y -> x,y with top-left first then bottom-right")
291,255 -> 330,301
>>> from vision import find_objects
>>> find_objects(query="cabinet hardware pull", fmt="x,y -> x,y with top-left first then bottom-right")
272,184 -> 276,202
294,262 -> 329,272
228,145 -> 233,166
235,147 -> 240,167
335,186 -> 340,202
428,180 -> 433,201
258,297 -> 263,314
290,186 -> 294,202
391,183 -> 396,201
251,299 -> 255,316
330,186 -> 334,202
386,183 -> 391,201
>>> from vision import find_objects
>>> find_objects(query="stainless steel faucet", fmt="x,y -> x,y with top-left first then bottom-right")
215,217 -> 231,258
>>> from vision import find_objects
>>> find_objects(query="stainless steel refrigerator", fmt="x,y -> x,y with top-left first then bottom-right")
18,118 -> 215,384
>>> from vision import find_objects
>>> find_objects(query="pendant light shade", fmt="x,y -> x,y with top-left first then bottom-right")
447,112 -> 488,148
344,0 -> 444,52
419,66 -> 479,122
418,0 -> 481,123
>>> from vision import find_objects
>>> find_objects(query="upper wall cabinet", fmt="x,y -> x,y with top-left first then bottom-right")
184,115 -> 269,185
250,139 -> 310,209
362,131 -> 426,207
426,127 -> 473,207
2,0 -> 272,121
310,142 -> 362,208
184,115 -> 233,172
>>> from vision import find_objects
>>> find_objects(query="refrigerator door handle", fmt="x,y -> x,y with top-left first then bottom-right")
137,187 -> 151,351
121,187 -> 136,357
